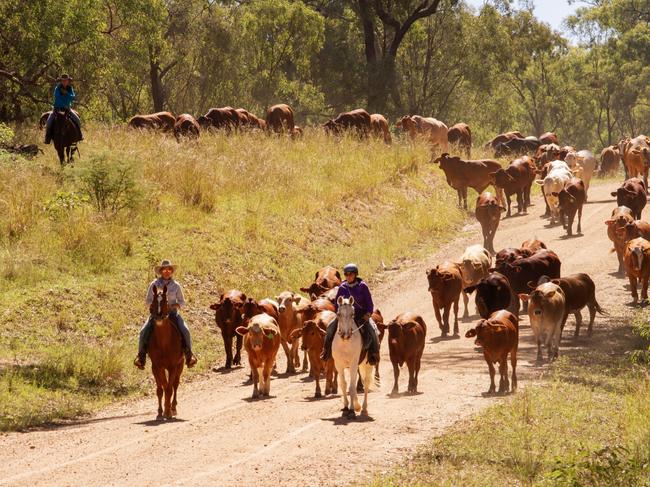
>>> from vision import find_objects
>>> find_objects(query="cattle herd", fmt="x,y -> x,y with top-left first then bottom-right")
119,103 -> 650,416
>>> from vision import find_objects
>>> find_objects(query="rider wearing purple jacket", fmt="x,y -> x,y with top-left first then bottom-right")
320,263 -> 380,365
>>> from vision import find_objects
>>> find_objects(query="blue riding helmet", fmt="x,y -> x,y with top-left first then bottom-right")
343,263 -> 359,275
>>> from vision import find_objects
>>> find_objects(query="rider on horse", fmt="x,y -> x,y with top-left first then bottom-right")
320,263 -> 380,365
134,260 -> 198,369
44,74 -> 83,144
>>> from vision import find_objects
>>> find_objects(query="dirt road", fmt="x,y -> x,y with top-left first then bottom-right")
0,183 -> 632,487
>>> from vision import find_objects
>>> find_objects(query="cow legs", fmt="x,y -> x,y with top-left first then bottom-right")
510,349 -> 517,392
291,340 -> 301,369
456,189 -> 463,208
234,334 -> 242,366
505,193 -> 512,217
616,246 -> 625,274
314,361 -> 323,398
251,365 -> 260,399
391,362 -> 400,397
573,311 -> 583,337
433,302 -> 443,335
486,358 -> 496,394
262,361 -> 273,396
442,304 -> 451,336
462,291 -> 470,319
587,304 -> 596,337
642,276 -> 649,302
325,360 -> 336,395
536,337 -> 543,363
577,206 -> 582,234
516,189 -> 524,214
551,326 -> 562,361
222,332 -> 233,369
566,209 -> 575,236
281,339 -> 296,374
414,355 -> 421,393
630,275 -> 639,303
498,357 -> 509,394
452,299 -> 459,336
302,349 -> 309,373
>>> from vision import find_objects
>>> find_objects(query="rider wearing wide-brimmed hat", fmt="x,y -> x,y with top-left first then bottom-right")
44,73 -> 83,144
134,260 -> 197,369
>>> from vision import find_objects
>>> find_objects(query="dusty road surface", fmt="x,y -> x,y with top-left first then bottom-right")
0,183 -> 633,487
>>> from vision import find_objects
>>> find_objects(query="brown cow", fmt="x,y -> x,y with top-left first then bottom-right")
619,136 -> 650,188
266,104 -> 295,133
235,108 -> 253,127
447,122 -> 472,157
624,237 -> 650,303
534,274 -> 605,337
173,114 -> 200,141
495,249 -> 561,295
242,298 -> 279,324
397,115 -> 449,151
539,132 -> 559,145
300,266 -> 342,300
370,113 -> 392,144
533,143 -> 561,168
289,310 -> 338,397
553,177 -> 586,237
600,145 -> 621,175
465,310 -> 518,394
209,289 -> 247,369
324,109 -> 371,137
459,245 -> 492,319
521,238 -> 547,253
386,312 -> 427,396
488,157 -> 535,216
426,262 -> 463,336
624,220 -> 650,242
290,126 -> 303,139
611,178 -> 647,219
605,206 -> 635,274
486,131 -> 524,150
236,314 -> 281,398
198,107 -> 239,131
431,153 -> 503,209
128,111 -> 176,131
495,247 -> 534,269
275,291 -> 310,373
475,192 -> 503,254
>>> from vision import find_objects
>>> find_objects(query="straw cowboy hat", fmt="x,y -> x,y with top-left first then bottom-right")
57,73 -> 73,81
154,259 -> 177,275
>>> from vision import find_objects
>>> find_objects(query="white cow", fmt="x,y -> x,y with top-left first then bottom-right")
519,282 -> 566,362
565,150 -> 596,200
459,244 -> 492,319
332,297 -> 375,418
537,163 -> 572,224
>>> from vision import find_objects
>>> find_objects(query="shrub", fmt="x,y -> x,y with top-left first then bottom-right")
0,122 -> 14,147
76,153 -> 140,215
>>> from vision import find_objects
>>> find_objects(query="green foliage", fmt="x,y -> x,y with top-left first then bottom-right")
75,153 -> 140,215
0,123 -> 14,146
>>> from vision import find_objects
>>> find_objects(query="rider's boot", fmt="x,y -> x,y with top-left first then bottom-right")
133,353 -> 146,369
320,319 -> 337,361
185,350 -> 197,368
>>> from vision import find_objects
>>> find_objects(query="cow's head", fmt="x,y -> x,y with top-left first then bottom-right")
276,291 -> 301,313
236,321 -> 278,351
210,292 -> 247,331
290,319 -> 326,351
426,265 -> 456,292
300,282 -> 328,300
197,115 -> 211,128
323,119 -> 341,134
551,188 -> 575,210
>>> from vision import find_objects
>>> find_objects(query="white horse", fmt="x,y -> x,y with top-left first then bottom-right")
332,296 -> 374,418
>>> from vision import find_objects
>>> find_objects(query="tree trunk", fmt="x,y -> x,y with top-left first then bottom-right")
367,55 -> 401,114
149,47 -> 165,112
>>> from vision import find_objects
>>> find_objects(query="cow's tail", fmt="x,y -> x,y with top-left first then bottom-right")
593,298 -> 608,315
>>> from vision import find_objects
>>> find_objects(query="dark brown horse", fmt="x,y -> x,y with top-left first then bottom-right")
148,285 -> 185,419
52,110 -> 80,165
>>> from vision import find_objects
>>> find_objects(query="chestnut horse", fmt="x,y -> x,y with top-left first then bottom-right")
52,109 -> 80,165
148,285 -> 185,419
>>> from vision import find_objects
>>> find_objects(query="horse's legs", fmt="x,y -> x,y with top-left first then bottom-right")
337,363 -> 348,411
350,361 -> 361,413
360,363 -> 371,416
171,367 -> 181,416
153,366 -> 164,418
163,369 -> 174,418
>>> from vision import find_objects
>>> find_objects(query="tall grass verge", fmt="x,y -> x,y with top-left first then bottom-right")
1,125 -> 466,430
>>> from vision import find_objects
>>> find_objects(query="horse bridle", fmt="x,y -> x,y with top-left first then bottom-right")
152,292 -> 170,322
337,305 -> 362,340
